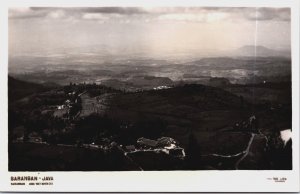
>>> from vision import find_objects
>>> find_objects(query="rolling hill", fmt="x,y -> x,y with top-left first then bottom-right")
8,76 -> 54,102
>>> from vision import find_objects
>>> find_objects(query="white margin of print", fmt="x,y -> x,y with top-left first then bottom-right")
0,0 -> 299,192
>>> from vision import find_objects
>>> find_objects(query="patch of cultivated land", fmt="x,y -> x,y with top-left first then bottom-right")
224,82 -> 291,105
106,85 -> 255,157
80,93 -> 113,117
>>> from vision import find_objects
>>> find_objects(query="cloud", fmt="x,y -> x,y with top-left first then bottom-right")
9,7 -> 290,23
80,7 -> 147,15
158,12 -> 228,23
243,8 -> 290,21
47,10 -> 66,19
9,7 -> 48,19
82,13 -> 109,20
9,7 -> 68,20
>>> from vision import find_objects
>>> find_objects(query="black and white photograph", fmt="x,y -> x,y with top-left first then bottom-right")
1,0 -> 299,192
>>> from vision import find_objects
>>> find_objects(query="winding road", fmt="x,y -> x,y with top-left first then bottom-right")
235,133 -> 256,169
199,132 -> 257,170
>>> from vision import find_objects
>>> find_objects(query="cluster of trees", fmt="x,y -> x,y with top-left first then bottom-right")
10,82 -> 177,148
116,115 -> 167,145
73,114 -> 120,143
42,113 -> 168,146
65,82 -> 120,97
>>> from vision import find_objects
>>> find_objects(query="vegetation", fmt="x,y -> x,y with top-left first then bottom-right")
8,76 -> 292,171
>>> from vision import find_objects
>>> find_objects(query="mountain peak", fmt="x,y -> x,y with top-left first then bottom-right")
234,45 -> 290,57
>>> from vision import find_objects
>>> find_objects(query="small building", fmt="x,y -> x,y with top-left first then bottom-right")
57,105 -> 65,110
137,137 -> 158,148
157,137 -> 177,147
125,145 -> 136,152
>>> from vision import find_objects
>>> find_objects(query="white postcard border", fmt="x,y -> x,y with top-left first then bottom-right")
0,0 -> 299,192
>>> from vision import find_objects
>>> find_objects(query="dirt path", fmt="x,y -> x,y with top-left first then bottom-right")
235,133 -> 255,170
117,146 -> 144,171
209,152 -> 246,158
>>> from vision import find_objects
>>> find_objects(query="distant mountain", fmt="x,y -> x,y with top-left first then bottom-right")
232,45 -> 291,58
209,77 -> 231,87
128,76 -> 173,87
101,76 -> 174,91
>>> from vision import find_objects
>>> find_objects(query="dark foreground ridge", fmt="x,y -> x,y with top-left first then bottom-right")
8,77 -> 292,171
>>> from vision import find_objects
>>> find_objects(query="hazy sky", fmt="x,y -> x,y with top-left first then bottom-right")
9,7 -> 291,56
